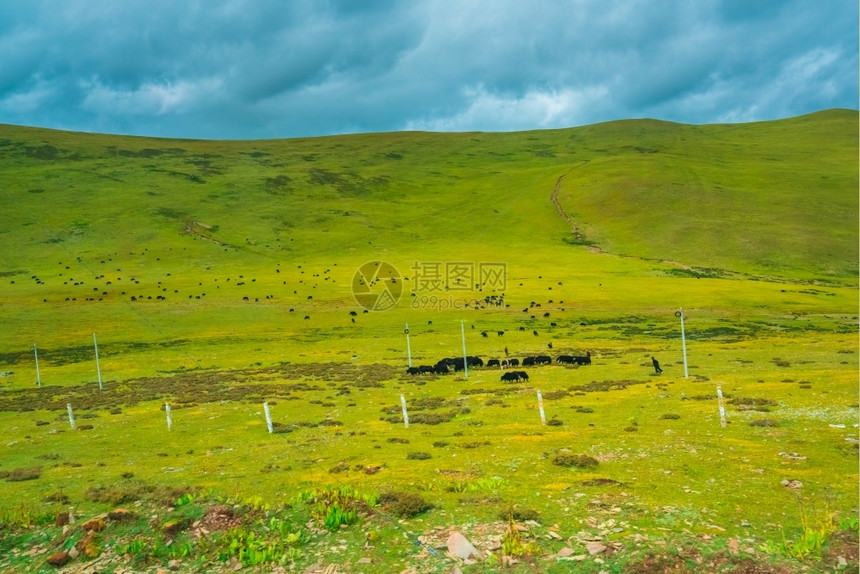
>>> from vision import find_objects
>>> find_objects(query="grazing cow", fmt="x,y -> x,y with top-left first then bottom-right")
533,330 -> 539,336
500,371 -> 520,382
502,358 -> 520,367
547,342 -> 553,349
535,355 -> 552,365
543,312 -> 550,318
557,355 -> 574,364
406,367 -> 421,375
572,351 -> 592,365
516,371 -> 529,381
481,331 -> 488,337
467,356 -> 484,367
487,359 -> 501,368
519,326 -> 526,332
349,311 -> 358,316
497,331 -> 504,336
522,356 -> 536,366
418,365 -> 435,374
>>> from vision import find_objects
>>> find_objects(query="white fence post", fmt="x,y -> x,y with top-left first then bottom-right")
537,391 -> 546,425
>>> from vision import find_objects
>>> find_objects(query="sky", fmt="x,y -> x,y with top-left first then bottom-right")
0,0 -> 856,140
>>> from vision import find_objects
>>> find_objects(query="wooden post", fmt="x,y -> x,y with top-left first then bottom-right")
67,404 -> 76,430
717,386 -> 727,428
263,402 -> 273,433
460,320 -> 469,378
405,324 -> 412,368
34,344 -> 41,387
400,394 -> 409,428
537,391 -> 546,425
93,333 -> 103,390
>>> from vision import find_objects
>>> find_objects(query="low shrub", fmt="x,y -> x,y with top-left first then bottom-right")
552,454 -> 598,468
4,466 -> 42,482
379,491 -> 432,518
750,419 -> 780,427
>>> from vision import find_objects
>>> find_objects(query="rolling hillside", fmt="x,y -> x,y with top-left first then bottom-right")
0,109 -> 856,281
0,111 -> 857,574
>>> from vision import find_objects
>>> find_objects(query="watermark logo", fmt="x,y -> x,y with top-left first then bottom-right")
411,261 -> 507,292
352,260 -> 506,311
411,260 -> 506,311
352,261 -> 402,311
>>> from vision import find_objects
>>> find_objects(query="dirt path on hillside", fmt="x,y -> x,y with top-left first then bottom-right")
550,161 -> 596,248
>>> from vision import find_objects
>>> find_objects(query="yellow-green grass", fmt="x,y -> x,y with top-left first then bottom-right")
0,110 -> 856,571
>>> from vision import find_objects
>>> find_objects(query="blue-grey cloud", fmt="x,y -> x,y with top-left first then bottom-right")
0,0 -> 855,138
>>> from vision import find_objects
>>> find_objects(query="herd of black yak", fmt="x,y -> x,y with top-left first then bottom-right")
405,351 -> 591,381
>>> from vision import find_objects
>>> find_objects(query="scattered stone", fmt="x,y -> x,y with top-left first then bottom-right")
76,532 -> 101,558
67,547 -> 79,560
447,531 -> 480,560
108,508 -> 135,521
358,557 -> 372,564
780,479 -> 803,489
168,558 -> 182,570
585,541 -> 606,555
81,516 -> 105,532
547,530 -> 562,540
728,538 -> 739,555
46,551 -> 70,567
557,547 -> 575,557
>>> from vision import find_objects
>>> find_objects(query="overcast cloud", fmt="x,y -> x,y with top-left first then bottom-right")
0,0 -> 855,139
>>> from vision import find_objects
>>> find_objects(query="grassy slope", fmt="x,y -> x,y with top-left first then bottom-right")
0,111 -> 857,573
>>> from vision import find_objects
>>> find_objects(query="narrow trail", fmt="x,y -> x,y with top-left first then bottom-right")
550,161 -> 594,247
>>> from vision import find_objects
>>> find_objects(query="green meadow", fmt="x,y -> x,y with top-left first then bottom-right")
0,109 -> 857,573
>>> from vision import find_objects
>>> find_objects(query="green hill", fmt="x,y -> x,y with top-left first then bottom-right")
1,109 -> 855,282
0,111 -> 857,574
556,109 -> 859,277
0,109 -> 856,379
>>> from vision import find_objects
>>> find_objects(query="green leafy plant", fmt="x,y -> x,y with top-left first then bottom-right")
299,486 -> 373,531
768,500 -> 838,559
500,517 -> 538,559
838,516 -> 859,532
175,492 -> 197,507
114,539 -> 146,556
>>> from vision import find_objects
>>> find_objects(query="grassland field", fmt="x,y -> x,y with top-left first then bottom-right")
0,109 -> 856,573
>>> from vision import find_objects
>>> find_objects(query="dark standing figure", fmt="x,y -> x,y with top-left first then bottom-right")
504,346 -> 509,356
652,356 -> 662,374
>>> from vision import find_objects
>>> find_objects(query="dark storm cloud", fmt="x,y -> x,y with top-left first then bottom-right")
0,0 -> 855,138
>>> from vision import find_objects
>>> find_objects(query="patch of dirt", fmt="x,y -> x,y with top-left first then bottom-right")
200,505 -> 243,532
822,529 -> 860,570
